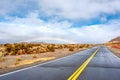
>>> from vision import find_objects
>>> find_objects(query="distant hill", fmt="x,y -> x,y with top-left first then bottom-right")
110,36 -> 120,43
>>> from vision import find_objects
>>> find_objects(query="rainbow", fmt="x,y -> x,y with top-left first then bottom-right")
19,37 -> 76,44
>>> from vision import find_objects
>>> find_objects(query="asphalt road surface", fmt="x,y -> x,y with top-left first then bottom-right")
0,46 -> 120,80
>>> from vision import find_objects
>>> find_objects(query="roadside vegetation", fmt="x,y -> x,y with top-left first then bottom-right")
0,43 -> 94,56
0,42 -> 95,74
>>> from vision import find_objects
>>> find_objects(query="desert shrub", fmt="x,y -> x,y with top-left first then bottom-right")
5,45 -> 13,53
4,43 -> 32,55
79,45 -> 84,48
64,44 -> 68,48
2,66 -> 8,69
14,61 -> 19,65
50,49 -> 55,52
14,58 -> 22,65
47,45 -> 55,52
16,58 -> 22,61
32,55 -> 37,58
69,48 -> 74,51
54,45 -> 59,49
0,52 -> 4,58
0,58 -> 5,62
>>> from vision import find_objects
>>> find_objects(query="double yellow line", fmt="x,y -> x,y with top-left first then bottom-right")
68,48 -> 99,80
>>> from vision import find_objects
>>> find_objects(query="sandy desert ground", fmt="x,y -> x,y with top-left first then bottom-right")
0,43 -> 91,74
108,46 -> 120,58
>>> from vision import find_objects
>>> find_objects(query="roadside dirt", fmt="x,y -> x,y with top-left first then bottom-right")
107,46 -> 120,58
0,48 -> 87,74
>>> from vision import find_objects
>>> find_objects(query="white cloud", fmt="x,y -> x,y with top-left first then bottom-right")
0,0 -> 120,44
0,0 -> 120,20
0,13 -> 120,43
38,0 -> 120,20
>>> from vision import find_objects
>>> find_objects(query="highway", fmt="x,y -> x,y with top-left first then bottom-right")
0,46 -> 120,80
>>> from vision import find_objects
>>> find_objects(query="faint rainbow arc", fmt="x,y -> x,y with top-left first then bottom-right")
19,37 -> 77,44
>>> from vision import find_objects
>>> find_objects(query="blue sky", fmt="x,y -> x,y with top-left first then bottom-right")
0,0 -> 120,44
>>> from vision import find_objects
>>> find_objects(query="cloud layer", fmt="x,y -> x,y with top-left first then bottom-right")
39,0 -> 120,20
0,0 -> 120,43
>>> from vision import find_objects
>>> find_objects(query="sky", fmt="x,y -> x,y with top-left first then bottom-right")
0,0 -> 120,44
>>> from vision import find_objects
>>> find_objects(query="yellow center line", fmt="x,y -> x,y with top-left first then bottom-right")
68,48 -> 100,80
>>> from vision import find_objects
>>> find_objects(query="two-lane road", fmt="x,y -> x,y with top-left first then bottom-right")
0,46 -> 120,80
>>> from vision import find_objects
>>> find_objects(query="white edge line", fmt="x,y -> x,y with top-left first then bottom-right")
0,48 -> 93,77
0,55 -> 71,77
0,47 -> 99,77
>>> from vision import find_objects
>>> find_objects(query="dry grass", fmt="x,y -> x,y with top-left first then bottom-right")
0,66 -> 8,69
0,58 -> 5,62
0,48 -> 87,74
0,66 -> 3,69
69,48 -> 74,51
13,57 -> 56,67
32,55 -> 37,58
14,58 -> 22,65
3,43 -> 93,56
14,61 -> 19,65
16,58 -> 22,61
3,66 -> 8,69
